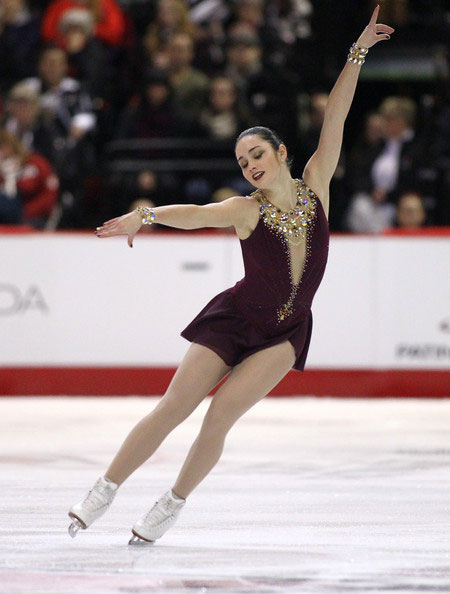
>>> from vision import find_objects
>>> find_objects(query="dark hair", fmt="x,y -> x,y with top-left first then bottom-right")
235,126 -> 293,167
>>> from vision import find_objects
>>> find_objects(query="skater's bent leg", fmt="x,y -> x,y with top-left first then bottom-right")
172,341 -> 296,499
105,344 -> 230,485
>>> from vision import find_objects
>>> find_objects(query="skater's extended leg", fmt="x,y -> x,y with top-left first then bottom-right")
68,344 -> 229,537
105,343 -> 230,485
172,341 -> 296,498
129,341 -> 295,543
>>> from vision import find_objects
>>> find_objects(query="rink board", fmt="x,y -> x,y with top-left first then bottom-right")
0,228 -> 449,396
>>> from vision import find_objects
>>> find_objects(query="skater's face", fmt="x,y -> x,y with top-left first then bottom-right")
235,134 -> 287,188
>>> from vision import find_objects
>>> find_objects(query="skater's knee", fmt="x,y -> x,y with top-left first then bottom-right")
154,393 -> 195,427
201,407 -> 237,438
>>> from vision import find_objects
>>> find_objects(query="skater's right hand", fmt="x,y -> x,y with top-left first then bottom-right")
356,5 -> 394,50
95,211 -> 142,248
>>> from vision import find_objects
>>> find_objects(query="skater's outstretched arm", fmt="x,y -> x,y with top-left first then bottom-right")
303,5 -> 394,212
95,195 -> 257,248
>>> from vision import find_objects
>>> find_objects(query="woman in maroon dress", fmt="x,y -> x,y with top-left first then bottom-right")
68,7 -> 394,544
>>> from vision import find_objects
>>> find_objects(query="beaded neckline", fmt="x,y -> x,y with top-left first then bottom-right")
251,179 -> 317,246
251,178 -> 318,322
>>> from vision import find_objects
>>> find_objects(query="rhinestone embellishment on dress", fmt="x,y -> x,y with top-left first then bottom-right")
252,179 -> 318,323
252,179 -> 317,246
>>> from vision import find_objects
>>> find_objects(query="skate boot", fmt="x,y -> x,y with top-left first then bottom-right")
129,490 -> 186,544
68,476 -> 118,538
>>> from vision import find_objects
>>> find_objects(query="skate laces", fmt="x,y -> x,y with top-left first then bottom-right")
144,493 -> 183,524
83,478 -> 116,512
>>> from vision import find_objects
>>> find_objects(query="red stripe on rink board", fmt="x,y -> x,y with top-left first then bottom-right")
1,225 -> 450,236
0,367 -> 449,397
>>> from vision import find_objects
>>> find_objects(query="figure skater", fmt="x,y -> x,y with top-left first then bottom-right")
68,6 -> 393,544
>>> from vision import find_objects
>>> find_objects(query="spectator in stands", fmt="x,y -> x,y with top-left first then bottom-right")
229,0 -> 264,38
345,186 -> 396,234
228,0 -> 283,68
3,81 -> 42,151
395,190 -> 427,229
166,32 -> 209,120
57,8 -> 107,99
21,46 -> 97,227
345,96 -> 429,232
183,1 -> 230,74
3,79 -> 83,181
225,32 -> 260,90
0,0 -> 41,91
266,0 -> 320,86
344,110 -> 395,233
199,75 -> 252,141
41,0 -> 126,48
115,68 -> 192,140
0,128 -> 59,227
25,46 -> 96,142
143,0 -> 197,70
266,0 -> 313,50
372,96 -> 423,202
225,31 -> 297,148
0,129 -> 22,224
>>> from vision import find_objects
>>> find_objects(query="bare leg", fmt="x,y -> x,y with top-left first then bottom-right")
172,341 -> 296,499
105,343 -> 230,485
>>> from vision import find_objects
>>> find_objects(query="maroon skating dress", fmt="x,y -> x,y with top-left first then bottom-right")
181,179 -> 329,371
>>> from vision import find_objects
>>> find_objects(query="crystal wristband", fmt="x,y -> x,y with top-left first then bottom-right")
347,42 -> 369,65
135,206 -> 156,225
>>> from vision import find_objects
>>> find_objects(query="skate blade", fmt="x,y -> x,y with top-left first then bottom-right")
68,514 -> 86,538
128,533 -> 154,546
68,519 -> 84,538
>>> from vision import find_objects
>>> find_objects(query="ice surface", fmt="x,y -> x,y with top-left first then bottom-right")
0,396 -> 449,593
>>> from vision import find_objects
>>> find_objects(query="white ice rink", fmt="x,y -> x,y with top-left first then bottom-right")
1,396 -> 449,593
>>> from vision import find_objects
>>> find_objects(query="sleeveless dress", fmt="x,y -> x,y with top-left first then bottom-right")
181,179 -> 329,371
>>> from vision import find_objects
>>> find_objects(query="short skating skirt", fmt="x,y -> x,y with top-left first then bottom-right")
181,288 -> 312,371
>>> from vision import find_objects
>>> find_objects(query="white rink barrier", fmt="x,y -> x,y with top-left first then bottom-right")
1,229 -> 449,396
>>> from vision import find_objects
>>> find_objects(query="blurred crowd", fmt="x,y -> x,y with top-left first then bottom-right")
0,0 -> 449,232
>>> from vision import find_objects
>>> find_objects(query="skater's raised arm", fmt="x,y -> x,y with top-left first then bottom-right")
303,5 -> 394,213
95,196 -> 255,248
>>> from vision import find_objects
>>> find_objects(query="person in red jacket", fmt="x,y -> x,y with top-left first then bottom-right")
41,0 -> 125,47
0,129 -> 59,227
19,152 -> 59,225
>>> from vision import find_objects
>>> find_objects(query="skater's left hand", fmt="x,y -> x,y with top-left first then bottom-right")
356,5 -> 394,49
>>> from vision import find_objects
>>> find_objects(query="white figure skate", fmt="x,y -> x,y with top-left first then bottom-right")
129,490 -> 186,545
68,476 -> 118,538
